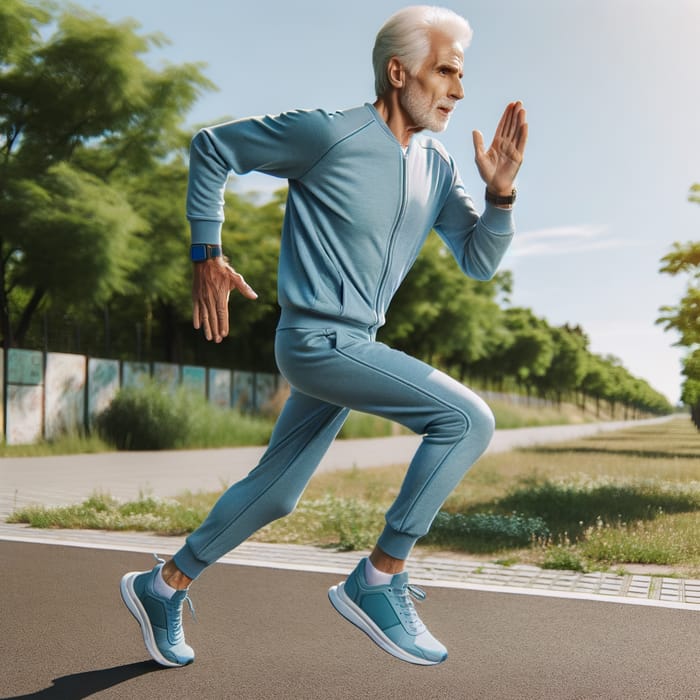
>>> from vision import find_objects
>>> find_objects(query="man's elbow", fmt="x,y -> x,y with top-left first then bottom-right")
466,263 -> 498,282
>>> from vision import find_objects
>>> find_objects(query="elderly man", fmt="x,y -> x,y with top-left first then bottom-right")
121,5 -> 527,667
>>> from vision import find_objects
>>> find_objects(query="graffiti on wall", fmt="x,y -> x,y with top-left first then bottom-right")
6,349 -> 44,445
44,353 -> 86,439
208,368 -> 232,408
87,358 -> 120,426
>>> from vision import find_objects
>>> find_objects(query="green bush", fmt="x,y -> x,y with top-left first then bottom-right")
95,383 -> 183,449
95,382 -> 274,450
423,511 -> 550,551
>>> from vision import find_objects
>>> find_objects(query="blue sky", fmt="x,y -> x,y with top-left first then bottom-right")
80,0 -> 699,403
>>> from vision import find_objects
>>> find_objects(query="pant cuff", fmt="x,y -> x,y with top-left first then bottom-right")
377,524 -> 417,560
173,541 -> 210,580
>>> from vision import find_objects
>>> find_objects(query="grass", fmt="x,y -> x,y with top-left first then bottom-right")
0,432 -> 112,457
8,416 -> 699,576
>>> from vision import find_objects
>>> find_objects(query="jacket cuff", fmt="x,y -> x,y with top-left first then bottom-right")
190,219 -> 223,245
481,203 -> 515,235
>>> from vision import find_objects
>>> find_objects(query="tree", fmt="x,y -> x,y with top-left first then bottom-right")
498,307 -> 554,397
658,183 -> 700,427
533,324 -> 589,407
0,1 -> 211,348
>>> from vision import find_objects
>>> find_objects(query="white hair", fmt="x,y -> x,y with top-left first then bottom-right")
372,5 -> 473,97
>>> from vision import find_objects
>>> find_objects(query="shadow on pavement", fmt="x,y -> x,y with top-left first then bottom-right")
4,660 -> 163,699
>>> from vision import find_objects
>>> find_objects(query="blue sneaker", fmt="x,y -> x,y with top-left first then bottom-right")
328,558 -> 447,665
120,555 -> 195,667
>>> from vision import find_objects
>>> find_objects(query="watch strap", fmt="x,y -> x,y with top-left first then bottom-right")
485,188 -> 517,206
190,244 -> 223,262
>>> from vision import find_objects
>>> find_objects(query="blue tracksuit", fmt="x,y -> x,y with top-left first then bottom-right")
174,104 -> 514,578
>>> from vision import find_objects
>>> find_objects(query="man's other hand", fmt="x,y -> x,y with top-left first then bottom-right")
472,100 -> 528,196
192,258 -> 258,343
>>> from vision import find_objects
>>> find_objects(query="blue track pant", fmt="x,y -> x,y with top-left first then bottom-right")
174,324 -> 495,580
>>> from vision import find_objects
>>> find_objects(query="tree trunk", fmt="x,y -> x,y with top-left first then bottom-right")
15,287 -> 46,346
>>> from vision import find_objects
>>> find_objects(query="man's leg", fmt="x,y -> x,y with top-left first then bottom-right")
121,388 -> 349,666
276,326 -> 495,665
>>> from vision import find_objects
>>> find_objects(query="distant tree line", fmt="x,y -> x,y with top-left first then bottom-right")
658,183 -> 700,427
1,1 -> 672,418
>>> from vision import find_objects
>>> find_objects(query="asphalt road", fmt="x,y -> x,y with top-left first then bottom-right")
2,541 -> 698,700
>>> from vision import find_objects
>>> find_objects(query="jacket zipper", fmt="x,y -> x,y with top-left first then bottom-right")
373,150 -> 408,328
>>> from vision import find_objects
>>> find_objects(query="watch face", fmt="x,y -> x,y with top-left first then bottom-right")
191,244 -> 207,262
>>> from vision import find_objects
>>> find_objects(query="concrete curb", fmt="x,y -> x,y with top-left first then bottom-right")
2,523 -> 698,610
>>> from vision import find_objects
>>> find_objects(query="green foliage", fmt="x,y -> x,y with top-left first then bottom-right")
15,163 -> 142,302
95,382 -> 187,449
0,0 -> 211,348
423,511 -> 550,552
95,381 -> 273,450
8,491 -> 211,535
658,184 -> 700,426
489,478 -> 700,540
314,495 -> 386,551
338,412 -> 399,439
579,512 -> 700,566
541,547 -> 585,572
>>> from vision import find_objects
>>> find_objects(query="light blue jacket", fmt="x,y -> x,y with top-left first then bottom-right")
187,103 -> 514,333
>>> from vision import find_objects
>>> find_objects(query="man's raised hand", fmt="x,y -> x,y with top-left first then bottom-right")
192,258 -> 258,343
472,101 -> 528,196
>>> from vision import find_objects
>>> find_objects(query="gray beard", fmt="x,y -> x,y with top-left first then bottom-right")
400,82 -> 451,133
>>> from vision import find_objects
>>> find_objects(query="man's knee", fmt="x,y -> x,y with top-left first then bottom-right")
266,493 -> 301,522
429,393 -> 495,446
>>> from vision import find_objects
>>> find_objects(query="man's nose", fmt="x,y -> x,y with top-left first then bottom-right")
451,77 -> 464,101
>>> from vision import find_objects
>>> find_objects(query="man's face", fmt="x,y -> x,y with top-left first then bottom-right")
399,31 -> 465,133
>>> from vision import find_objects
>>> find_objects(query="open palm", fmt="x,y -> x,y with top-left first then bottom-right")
472,101 -> 528,195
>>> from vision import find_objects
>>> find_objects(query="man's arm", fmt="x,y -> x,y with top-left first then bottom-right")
186,110 -> 333,342
434,101 -> 528,280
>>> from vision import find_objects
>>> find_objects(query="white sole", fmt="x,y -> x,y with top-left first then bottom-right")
120,571 -> 185,668
328,582 -> 444,666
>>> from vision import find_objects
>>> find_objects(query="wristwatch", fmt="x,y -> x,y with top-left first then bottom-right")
190,244 -> 223,262
485,188 -> 517,206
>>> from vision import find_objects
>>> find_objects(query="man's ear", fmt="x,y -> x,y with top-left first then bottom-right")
387,57 -> 406,88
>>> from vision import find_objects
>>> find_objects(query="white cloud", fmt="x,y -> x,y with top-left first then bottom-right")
508,224 -> 632,258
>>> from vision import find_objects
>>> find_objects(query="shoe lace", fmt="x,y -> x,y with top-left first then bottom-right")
391,583 -> 427,635
151,554 -> 197,641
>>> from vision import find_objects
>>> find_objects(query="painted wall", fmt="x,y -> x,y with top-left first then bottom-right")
2,349 -> 280,445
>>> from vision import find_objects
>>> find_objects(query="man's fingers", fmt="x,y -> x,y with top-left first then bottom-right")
216,296 -> 230,339
472,129 -> 484,157
205,292 -> 221,342
200,309 -> 213,341
516,120 -> 529,155
192,298 -> 201,330
233,272 -> 258,299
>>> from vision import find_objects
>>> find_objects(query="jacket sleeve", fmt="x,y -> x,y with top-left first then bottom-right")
433,163 -> 515,281
186,110 -> 331,244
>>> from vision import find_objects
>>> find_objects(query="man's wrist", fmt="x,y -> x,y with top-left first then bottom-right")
190,243 -> 223,263
485,187 -> 517,207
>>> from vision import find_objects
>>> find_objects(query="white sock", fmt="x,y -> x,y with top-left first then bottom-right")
153,563 -> 178,599
364,558 -> 395,586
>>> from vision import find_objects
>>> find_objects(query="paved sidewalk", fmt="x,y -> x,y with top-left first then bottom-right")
4,416 -> 697,610
2,523 -> 698,609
